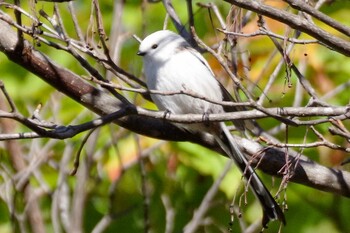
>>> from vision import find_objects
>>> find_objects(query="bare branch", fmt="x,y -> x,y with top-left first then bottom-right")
218,28 -> 319,45
284,0 -> 350,37
224,0 -> 350,56
242,137 -> 350,197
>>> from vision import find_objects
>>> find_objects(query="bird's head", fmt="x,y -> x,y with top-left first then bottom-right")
137,30 -> 188,62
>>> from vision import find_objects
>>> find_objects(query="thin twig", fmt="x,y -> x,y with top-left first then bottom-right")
183,161 -> 233,233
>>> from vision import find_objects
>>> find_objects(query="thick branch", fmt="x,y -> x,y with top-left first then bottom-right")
283,0 -> 350,37
224,0 -> 350,56
241,137 -> 350,197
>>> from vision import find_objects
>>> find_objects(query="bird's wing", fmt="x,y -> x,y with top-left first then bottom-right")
185,46 -> 216,77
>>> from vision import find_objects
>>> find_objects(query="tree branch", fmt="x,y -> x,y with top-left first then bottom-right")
242,137 -> 350,197
224,0 -> 350,56
283,0 -> 350,37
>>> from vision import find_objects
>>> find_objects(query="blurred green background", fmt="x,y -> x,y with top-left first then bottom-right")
0,0 -> 350,233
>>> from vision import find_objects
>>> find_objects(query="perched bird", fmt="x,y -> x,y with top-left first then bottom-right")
137,30 -> 285,227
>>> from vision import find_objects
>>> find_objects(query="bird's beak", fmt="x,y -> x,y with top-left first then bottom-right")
137,51 -> 146,56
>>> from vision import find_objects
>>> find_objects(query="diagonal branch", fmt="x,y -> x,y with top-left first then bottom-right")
283,0 -> 350,37
224,0 -> 350,56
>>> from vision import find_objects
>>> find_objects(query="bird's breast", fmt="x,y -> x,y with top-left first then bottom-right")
144,54 -> 224,115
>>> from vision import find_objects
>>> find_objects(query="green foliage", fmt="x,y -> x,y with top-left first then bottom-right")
0,0 -> 350,233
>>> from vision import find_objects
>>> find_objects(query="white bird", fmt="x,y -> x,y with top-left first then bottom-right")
137,30 -> 285,227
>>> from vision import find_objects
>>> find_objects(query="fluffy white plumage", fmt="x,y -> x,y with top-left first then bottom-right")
138,30 -> 222,117
138,30 -> 285,227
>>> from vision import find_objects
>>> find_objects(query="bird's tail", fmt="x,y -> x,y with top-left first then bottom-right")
216,122 -> 286,227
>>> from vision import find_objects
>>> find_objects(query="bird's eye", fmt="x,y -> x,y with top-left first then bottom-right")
151,44 -> 158,49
